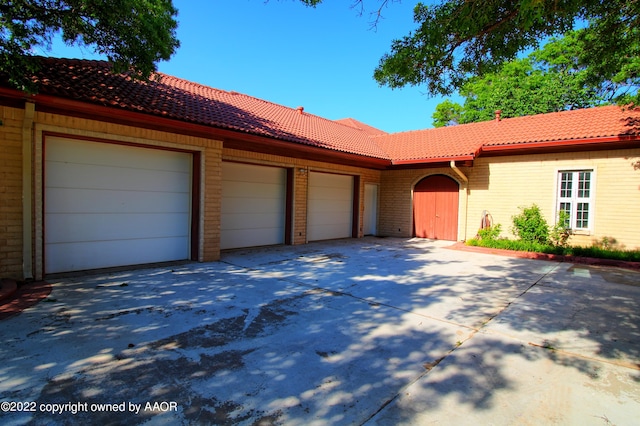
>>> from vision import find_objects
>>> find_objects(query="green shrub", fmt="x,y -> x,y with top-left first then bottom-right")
466,238 -> 640,262
511,204 -> 549,244
477,224 -> 502,240
550,210 -> 571,247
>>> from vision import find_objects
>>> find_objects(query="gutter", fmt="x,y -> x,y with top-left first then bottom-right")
391,155 -> 474,166
479,136 -> 637,154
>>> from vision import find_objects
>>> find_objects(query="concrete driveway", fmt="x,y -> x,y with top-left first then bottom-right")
2,238 -> 639,425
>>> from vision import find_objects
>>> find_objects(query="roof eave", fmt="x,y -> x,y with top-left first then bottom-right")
10,90 -> 393,169
391,155 -> 475,166
479,136 -> 639,155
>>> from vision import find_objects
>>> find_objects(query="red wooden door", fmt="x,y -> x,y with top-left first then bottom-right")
413,175 -> 459,240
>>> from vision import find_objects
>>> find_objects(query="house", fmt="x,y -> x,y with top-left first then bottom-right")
1,57 -> 639,281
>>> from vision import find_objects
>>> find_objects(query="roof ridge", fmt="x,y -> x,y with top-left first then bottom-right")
153,71 -> 336,122
41,57 -> 315,118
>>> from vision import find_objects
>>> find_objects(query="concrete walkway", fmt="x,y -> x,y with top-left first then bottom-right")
1,238 -> 639,425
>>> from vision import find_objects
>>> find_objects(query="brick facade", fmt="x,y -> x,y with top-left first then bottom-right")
2,102 -> 639,281
0,106 -> 24,279
465,150 -> 640,249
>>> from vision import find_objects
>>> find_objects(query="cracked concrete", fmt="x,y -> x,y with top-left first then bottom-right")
1,237 -> 639,425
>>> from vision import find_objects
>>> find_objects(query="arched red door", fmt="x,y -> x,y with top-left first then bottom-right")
413,175 -> 459,240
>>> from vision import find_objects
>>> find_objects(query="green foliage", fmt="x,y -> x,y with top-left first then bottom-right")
567,246 -> 640,263
477,224 -> 502,241
432,99 -> 464,127
467,237 -> 557,254
466,206 -> 640,263
0,0 -> 180,92
511,205 -> 550,245
467,237 -> 640,262
303,0 -> 640,103
550,210 -> 571,247
431,30 -> 623,126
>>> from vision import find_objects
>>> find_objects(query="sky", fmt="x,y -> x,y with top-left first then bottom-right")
40,0 -> 458,134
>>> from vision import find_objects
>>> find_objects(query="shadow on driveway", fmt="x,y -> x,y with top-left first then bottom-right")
1,238 -> 639,425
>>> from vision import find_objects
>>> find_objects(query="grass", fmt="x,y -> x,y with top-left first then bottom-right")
466,238 -> 640,263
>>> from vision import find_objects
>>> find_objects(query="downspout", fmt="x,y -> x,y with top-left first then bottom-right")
450,160 -> 469,241
22,101 -> 35,280
450,160 -> 468,184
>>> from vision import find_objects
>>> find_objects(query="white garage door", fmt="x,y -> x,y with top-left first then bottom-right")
308,172 -> 354,241
221,162 -> 286,249
45,137 -> 192,274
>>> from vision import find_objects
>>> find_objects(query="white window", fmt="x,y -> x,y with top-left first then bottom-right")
557,170 -> 593,231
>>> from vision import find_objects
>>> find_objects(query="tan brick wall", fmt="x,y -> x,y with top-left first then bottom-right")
466,149 -> 640,249
0,106 -> 24,279
294,170 -> 308,245
202,147 -> 222,261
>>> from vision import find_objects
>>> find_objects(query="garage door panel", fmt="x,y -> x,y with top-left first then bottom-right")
308,172 -> 353,241
46,138 -> 190,172
222,197 -> 284,215
45,137 -> 192,274
307,212 -> 348,226
309,186 -> 352,202
47,161 -> 191,193
222,181 -> 285,199
46,237 -> 189,273
308,223 -> 349,239
222,163 -> 283,183
220,228 -> 283,250
308,199 -> 350,214
221,162 -> 286,249
221,212 -> 284,230
46,213 -> 190,243
46,188 -> 190,214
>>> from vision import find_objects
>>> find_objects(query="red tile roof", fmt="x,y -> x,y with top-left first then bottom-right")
335,118 -> 388,136
375,106 -> 640,164
5,57 -> 639,165
26,57 -> 390,160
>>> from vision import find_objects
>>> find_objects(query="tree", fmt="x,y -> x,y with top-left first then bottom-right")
432,31 -> 615,126
0,0 -> 180,91
432,99 -> 463,127
301,0 -> 639,102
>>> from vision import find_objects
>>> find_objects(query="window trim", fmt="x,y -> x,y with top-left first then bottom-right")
555,168 -> 596,235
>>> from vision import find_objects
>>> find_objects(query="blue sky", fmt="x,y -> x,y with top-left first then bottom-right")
42,0 -> 456,133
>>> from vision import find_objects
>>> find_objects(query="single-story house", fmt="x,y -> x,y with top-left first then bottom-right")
1,57 -> 639,281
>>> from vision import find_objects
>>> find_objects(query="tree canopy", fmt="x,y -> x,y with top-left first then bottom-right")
431,30 -> 634,127
0,0 -> 180,91
303,0 -> 639,102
